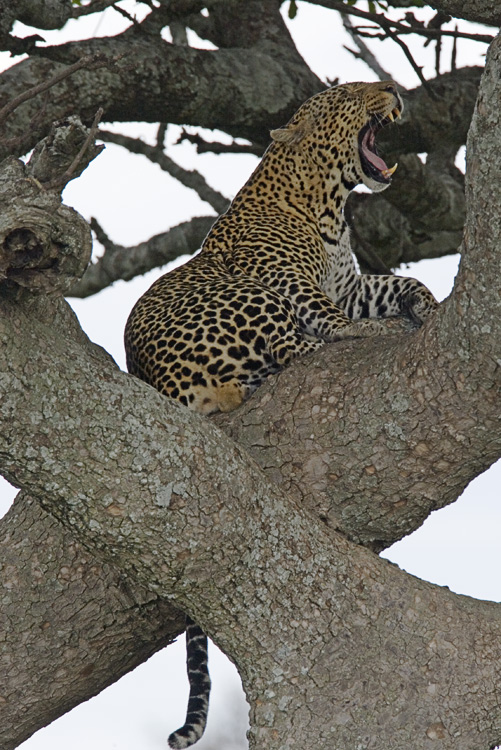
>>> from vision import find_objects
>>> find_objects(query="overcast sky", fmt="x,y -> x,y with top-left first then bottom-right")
1,3 -> 499,748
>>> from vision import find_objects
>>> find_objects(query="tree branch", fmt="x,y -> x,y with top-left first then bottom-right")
0,160 -> 92,295
0,492 -> 185,750
39,107 -> 104,192
69,215 -> 216,298
99,128 -> 229,213
0,284 -> 500,750
342,14 -> 396,83
0,6 -> 322,160
0,0 -> 70,38
303,0 -> 495,42
0,53 -> 110,134
176,128 -> 263,156
71,0 -> 118,19
428,0 -> 501,26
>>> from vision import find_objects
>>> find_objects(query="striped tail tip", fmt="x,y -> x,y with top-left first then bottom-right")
168,617 -> 211,749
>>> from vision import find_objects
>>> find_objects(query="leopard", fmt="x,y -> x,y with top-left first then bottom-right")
125,80 -> 438,417
124,80 -> 439,748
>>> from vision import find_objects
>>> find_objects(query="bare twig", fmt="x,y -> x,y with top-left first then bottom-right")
383,25 -> 436,96
451,25 -> 458,72
90,217 -> 118,253
352,20 -> 433,92
156,123 -> 168,151
307,1 -> 494,44
111,3 -> 141,25
176,129 -> 263,156
342,15 -> 396,84
435,34 -> 442,76
423,12 -> 451,77
100,128 -> 229,213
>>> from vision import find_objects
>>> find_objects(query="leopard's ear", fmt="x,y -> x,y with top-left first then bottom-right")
270,113 -> 315,146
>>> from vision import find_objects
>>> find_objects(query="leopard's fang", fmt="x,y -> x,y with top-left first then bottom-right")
381,162 -> 398,179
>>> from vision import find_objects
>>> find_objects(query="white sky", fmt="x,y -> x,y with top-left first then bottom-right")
1,2 -> 499,748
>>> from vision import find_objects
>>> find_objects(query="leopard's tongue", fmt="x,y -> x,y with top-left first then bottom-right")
361,128 -> 388,172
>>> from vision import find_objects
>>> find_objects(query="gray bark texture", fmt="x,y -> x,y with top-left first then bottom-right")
0,1 -> 501,749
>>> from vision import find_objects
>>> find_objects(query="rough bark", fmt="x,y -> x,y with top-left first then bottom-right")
0,493 -> 184,747
0,1 -> 321,159
0,1 -> 500,748
429,0 -> 501,26
0,26 -> 500,750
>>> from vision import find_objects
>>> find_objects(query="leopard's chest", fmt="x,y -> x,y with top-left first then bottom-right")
320,223 -> 358,304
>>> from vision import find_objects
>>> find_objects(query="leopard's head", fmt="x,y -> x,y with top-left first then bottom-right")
271,80 -> 403,194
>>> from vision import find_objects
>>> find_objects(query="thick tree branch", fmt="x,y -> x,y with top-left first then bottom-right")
0,0 -> 68,40
0,284 -> 500,750
0,160 -> 91,294
0,5 -> 322,160
0,30 -> 481,164
0,493 -> 184,749
69,215 -> 216,298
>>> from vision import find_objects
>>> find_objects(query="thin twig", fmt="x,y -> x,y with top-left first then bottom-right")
312,1 -> 494,44
156,123 -> 168,151
176,129 -> 263,156
112,3 -> 140,24
384,25 -> 436,96
451,25 -> 458,73
435,34 -> 442,77
90,216 -> 120,253
342,15 -> 396,84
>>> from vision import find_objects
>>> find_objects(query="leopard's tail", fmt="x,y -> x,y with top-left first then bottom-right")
168,617 -> 211,749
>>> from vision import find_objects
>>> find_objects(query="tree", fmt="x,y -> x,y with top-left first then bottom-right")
0,1 -> 500,748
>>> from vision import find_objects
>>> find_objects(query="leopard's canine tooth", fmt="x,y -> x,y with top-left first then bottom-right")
382,162 -> 398,179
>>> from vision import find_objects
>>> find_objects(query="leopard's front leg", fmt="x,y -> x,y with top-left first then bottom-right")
340,274 -> 439,324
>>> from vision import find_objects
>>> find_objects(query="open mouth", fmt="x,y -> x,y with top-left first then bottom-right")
358,107 -> 401,184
